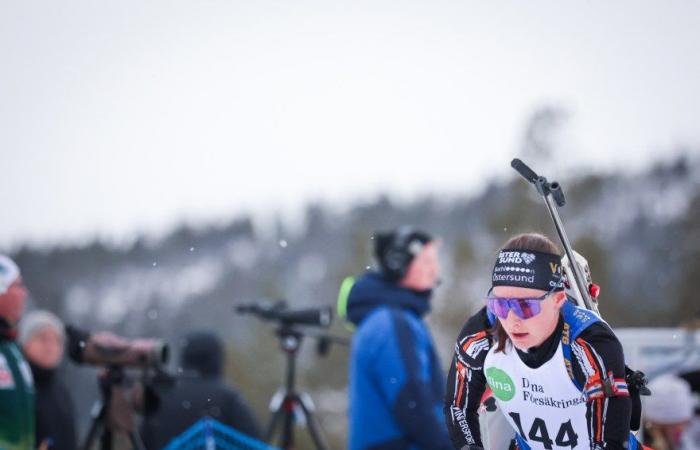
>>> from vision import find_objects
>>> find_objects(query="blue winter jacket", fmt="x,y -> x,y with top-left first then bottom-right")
344,272 -> 452,450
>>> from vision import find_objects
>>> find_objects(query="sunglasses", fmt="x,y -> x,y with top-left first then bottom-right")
486,288 -> 557,320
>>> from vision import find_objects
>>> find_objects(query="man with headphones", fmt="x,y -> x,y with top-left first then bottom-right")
338,226 -> 452,450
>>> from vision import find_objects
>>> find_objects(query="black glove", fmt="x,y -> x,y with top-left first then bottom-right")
483,396 -> 498,412
625,365 -> 649,431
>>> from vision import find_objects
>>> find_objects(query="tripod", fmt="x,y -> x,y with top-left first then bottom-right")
81,367 -> 146,450
265,326 -> 330,450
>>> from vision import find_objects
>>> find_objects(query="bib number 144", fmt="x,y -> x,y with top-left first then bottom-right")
508,412 -> 579,449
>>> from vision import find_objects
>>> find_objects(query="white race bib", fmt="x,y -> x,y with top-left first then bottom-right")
484,342 -> 589,449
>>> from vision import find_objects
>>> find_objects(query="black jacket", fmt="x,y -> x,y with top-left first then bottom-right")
31,363 -> 78,450
140,332 -> 261,450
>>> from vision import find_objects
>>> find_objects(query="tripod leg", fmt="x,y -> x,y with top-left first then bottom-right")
100,429 -> 113,450
129,431 -> 147,450
82,420 -> 102,450
296,394 -> 330,450
266,403 -> 285,444
81,401 -> 107,450
281,396 -> 295,449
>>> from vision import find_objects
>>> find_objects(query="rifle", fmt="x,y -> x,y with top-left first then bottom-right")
510,158 -> 600,316
510,158 -> 650,430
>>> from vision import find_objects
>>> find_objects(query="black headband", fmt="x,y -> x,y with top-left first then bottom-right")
492,249 -> 565,291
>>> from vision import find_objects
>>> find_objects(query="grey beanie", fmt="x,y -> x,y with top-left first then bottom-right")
18,310 -> 65,346
643,374 -> 694,424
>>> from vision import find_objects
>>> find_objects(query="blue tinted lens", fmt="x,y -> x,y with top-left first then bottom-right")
487,298 -> 511,319
486,297 -> 544,319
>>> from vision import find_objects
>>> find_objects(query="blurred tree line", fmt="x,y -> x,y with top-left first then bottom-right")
3,148 -> 699,448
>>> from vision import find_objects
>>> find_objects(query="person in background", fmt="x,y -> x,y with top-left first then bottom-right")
18,310 -> 77,450
339,226 -> 452,450
0,255 -> 35,450
679,369 -> 700,449
643,374 -> 699,450
140,330 -> 262,449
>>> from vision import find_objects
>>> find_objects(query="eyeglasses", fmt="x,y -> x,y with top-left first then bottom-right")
486,289 -> 556,320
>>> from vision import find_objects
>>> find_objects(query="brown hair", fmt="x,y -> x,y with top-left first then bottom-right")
491,233 -> 561,353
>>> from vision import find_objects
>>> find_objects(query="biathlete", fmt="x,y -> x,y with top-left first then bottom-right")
444,233 -> 645,450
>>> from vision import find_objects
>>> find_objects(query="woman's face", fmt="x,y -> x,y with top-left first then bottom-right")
23,326 -> 64,369
492,285 -> 566,350
649,421 -> 689,447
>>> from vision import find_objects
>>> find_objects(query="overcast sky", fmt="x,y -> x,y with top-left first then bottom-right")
2,1 -> 699,248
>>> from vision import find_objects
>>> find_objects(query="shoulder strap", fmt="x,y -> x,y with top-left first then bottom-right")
561,300 -> 602,338
336,276 -> 356,329
514,433 -> 531,450
560,300 -> 602,390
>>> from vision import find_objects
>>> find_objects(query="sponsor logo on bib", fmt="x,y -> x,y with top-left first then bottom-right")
486,367 -> 516,401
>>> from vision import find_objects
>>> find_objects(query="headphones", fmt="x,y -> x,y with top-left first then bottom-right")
378,226 -> 423,281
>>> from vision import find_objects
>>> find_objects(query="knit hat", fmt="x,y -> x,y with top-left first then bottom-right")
643,374 -> 694,424
181,331 -> 224,378
18,310 -> 65,346
0,255 -> 20,295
